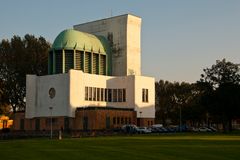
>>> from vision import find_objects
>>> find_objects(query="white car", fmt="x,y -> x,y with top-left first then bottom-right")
199,127 -> 212,132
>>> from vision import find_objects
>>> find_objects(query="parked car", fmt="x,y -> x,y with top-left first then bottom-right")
137,127 -> 151,134
122,124 -> 138,133
165,127 -> 176,133
151,126 -> 168,133
152,124 -> 163,128
150,127 -> 160,133
190,127 -> 199,132
208,126 -> 217,132
199,127 -> 212,132
158,127 -> 168,133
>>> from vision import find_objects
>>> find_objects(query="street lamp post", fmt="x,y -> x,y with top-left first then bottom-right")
139,111 -> 142,127
49,107 -> 53,139
174,94 -> 182,132
48,87 -> 55,139
83,106 -> 85,131
179,105 -> 182,132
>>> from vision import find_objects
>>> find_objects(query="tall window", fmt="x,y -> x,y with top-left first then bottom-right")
125,117 -> 128,124
85,52 -> 91,73
65,50 -> 74,73
117,117 -> 120,124
142,88 -> 149,102
92,53 -> 99,74
93,87 -> 96,101
105,89 -> 108,102
113,117 -> 116,125
97,88 -> 100,101
118,89 -> 122,102
75,50 -> 84,71
100,55 -> 106,75
113,89 -> 118,102
85,87 -> 88,100
108,89 -> 112,102
123,89 -> 126,102
100,88 -> 104,101
121,117 -> 124,124
55,50 -> 63,74
89,87 -> 92,101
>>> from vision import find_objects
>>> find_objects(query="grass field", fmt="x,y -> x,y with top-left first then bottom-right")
1,133 -> 240,160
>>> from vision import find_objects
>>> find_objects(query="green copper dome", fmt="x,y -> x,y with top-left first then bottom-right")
52,29 -> 109,53
49,29 -> 112,76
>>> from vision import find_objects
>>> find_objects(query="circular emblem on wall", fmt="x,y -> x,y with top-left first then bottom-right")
49,88 -> 56,99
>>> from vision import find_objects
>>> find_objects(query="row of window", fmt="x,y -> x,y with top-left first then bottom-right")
85,87 -> 149,103
147,121 -> 153,126
49,50 -> 107,75
45,118 -> 58,126
45,117 -> 132,126
85,87 -> 126,102
113,117 -> 131,125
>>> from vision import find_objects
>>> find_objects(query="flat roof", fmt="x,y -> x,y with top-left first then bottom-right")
74,13 -> 141,27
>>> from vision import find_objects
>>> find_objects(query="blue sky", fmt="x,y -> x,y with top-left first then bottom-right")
1,0 -> 240,83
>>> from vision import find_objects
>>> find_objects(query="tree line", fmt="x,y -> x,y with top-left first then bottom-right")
0,34 -> 240,131
156,59 -> 240,131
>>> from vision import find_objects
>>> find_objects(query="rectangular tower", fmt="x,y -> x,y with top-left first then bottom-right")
74,14 -> 141,76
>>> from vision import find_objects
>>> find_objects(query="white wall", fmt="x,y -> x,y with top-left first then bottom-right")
25,75 -> 37,118
26,70 -> 155,118
26,73 -> 71,118
69,70 -> 134,110
134,76 -> 155,118
126,15 -> 141,76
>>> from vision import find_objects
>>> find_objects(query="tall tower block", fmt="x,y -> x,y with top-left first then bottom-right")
74,14 -> 141,76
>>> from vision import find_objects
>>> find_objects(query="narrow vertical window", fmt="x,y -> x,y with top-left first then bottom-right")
117,117 -> 120,124
65,50 -> 74,73
122,89 -> 126,102
89,87 -> 92,101
85,87 -> 88,100
108,89 -> 112,102
93,87 -> 96,101
118,89 -> 123,102
100,88 -> 104,101
146,89 -> 148,102
142,88 -> 149,102
97,88 -> 100,101
113,89 -> 117,102
142,89 -> 145,102
105,89 -> 108,102
113,117 -> 116,125
85,52 -> 91,73
125,117 -> 128,124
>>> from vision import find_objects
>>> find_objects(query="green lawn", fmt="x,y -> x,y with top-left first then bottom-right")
1,133 -> 240,160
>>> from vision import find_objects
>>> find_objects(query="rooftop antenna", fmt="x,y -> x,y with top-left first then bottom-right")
110,9 -> 113,17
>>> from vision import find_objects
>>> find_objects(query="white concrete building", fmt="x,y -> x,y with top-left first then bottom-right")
26,70 -> 155,119
14,14 -> 155,131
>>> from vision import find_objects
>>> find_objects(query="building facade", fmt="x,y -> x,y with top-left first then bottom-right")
13,14 -> 155,131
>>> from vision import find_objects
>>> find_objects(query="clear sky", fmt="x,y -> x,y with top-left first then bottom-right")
1,0 -> 239,83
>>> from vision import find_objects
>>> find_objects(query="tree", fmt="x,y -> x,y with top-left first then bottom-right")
199,59 -> 240,131
0,35 -> 50,113
155,80 -> 200,126
155,80 -> 176,125
200,59 -> 240,87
